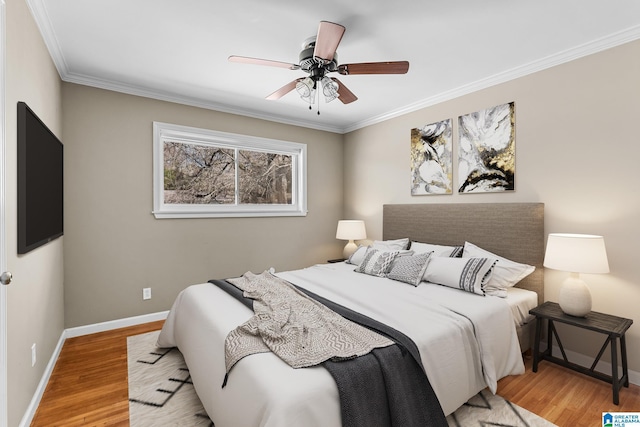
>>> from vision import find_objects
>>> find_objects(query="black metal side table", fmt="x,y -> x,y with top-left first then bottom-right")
530,301 -> 633,405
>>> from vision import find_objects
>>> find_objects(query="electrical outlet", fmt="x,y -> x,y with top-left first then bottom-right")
143,287 -> 152,300
31,343 -> 36,367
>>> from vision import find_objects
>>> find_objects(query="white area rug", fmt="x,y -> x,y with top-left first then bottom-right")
127,331 -> 212,427
128,331 -> 556,427
446,389 -> 557,427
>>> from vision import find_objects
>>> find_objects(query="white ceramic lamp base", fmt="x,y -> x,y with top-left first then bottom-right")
343,240 -> 358,259
558,273 -> 592,317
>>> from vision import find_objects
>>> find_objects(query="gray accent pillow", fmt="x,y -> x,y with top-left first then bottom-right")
355,248 -> 400,277
387,251 -> 433,286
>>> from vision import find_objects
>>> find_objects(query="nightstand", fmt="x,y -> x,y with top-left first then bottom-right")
530,301 -> 633,405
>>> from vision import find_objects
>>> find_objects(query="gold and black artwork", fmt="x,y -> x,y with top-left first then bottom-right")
458,102 -> 515,193
411,118 -> 453,195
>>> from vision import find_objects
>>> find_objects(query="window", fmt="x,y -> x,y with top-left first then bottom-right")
153,122 -> 307,218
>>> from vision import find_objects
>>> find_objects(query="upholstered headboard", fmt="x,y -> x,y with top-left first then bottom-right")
383,203 -> 544,304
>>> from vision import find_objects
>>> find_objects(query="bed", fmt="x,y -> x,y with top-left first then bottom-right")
157,202 -> 544,427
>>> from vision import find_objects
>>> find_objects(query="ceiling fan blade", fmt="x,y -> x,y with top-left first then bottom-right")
332,78 -> 357,104
229,55 -> 300,70
266,79 -> 303,100
337,61 -> 410,75
313,21 -> 345,62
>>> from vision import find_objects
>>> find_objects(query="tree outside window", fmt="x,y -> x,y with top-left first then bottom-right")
153,122 -> 306,218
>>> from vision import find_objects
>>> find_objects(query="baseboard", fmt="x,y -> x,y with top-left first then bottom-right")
65,310 -> 169,338
19,311 -> 169,427
549,344 -> 640,386
18,330 -> 65,427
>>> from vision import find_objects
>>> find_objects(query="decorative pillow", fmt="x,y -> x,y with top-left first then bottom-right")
410,241 -> 463,257
355,248 -> 400,277
462,242 -> 535,292
422,256 -> 497,295
449,246 -> 464,258
387,251 -> 433,286
372,238 -> 410,251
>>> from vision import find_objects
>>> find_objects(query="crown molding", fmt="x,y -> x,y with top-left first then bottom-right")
25,1 -> 344,134
61,71 -> 345,134
27,0 -> 640,135
26,0 -> 69,75
343,24 -> 640,133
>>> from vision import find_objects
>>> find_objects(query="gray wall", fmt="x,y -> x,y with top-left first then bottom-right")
6,1 -> 65,426
61,84 -> 344,327
343,39 -> 640,372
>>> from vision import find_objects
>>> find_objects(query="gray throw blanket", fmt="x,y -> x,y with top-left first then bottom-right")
211,273 -> 448,427
224,271 -> 393,373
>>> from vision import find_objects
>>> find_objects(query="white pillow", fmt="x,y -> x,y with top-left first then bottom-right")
372,238 -> 410,251
355,248 -> 400,277
347,246 -> 412,266
387,251 -> 433,286
346,245 -> 368,265
422,257 -> 496,296
410,241 -> 462,257
462,242 -> 535,292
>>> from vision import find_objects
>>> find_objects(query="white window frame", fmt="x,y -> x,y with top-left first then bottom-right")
153,122 -> 307,218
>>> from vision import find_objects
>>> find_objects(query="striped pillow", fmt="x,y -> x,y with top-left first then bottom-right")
422,257 -> 497,295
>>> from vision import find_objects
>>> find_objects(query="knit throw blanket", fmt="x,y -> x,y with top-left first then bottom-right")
224,271 -> 393,375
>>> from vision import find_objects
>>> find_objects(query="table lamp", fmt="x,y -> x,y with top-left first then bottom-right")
336,220 -> 367,259
543,233 -> 609,317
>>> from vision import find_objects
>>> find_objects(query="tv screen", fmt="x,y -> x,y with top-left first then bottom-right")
17,101 -> 64,254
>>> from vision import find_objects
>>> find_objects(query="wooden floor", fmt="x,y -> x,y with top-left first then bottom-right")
31,321 -> 640,427
30,321 -> 164,427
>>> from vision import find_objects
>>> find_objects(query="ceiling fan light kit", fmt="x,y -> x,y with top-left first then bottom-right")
229,20 -> 409,112
295,77 -> 316,103
321,76 -> 339,102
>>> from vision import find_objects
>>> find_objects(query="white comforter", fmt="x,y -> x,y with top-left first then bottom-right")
157,262 -> 524,426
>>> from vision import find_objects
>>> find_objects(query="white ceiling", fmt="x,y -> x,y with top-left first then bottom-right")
28,0 -> 640,134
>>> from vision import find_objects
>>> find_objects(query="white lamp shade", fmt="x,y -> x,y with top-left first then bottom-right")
543,233 -> 609,274
336,220 -> 367,240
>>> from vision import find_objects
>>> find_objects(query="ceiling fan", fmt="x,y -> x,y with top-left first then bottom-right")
229,21 -> 409,109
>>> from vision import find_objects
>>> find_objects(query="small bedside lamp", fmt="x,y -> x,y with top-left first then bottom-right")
543,233 -> 610,317
336,220 -> 367,259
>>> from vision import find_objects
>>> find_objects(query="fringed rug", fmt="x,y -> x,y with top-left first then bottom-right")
128,331 -> 556,427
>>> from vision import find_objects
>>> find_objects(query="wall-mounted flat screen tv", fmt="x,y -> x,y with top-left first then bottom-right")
17,101 -> 64,254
